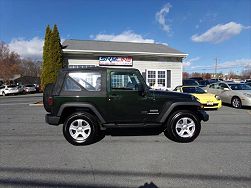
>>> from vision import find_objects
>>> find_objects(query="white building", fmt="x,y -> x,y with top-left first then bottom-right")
62,40 -> 187,90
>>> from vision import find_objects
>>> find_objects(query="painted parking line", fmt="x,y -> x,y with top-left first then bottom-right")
29,103 -> 43,107
0,103 -> 29,106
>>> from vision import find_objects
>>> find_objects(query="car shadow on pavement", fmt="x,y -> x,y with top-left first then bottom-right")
0,166 -> 250,187
105,127 -> 163,136
92,128 -> 163,145
222,103 -> 251,110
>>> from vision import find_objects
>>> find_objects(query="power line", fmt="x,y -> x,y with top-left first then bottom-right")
185,64 -> 250,71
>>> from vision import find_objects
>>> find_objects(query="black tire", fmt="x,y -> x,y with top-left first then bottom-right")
231,97 -> 242,109
63,112 -> 99,146
164,110 -> 201,143
43,83 -> 55,112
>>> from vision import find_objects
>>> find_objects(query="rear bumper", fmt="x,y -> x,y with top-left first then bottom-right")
45,114 -> 60,126
197,110 -> 209,122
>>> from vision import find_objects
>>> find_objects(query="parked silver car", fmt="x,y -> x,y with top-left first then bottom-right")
24,84 -> 36,93
207,82 -> 251,108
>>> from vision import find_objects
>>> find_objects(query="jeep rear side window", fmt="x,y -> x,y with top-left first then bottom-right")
68,72 -> 102,91
111,72 -> 140,90
63,77 -> 81,91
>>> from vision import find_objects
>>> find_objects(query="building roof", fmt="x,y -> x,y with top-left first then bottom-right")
62,39 -> 187,57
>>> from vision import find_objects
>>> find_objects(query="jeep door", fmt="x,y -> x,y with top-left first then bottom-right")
106,70 -> 147,123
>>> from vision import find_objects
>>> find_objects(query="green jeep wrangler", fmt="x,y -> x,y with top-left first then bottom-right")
44,67 -> 209,145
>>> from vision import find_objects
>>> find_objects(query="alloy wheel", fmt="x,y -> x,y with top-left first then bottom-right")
175,117 -> 196,138
232,98 -> 241,108
69,119 -> 91,141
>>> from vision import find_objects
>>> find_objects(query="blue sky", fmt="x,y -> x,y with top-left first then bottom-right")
0,0 -> 250,74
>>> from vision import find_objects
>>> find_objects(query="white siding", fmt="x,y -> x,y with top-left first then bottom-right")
67,59 -> 182,90
133,60 -> 182,90
68,59 -> 99,66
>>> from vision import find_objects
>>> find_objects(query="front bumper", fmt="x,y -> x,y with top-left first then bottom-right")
201,100 -> 222,109
197,110 -> 209,122
45,114 -> 60,126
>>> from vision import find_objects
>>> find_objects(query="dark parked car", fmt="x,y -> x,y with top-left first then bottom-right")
182,79 -> 199,86
198,80 -> 210,87
189,77 -> 203,82
44,67 -> 209,145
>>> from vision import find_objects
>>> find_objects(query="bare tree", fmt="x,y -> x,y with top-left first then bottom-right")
182,72 -> 190,79
0,42 -> 21,82
19,59 -> 41,77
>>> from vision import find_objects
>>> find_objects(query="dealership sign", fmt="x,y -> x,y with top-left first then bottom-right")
99,56 -> 133,66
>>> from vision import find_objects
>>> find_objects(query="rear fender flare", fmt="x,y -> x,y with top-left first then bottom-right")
58,102 -> 106,124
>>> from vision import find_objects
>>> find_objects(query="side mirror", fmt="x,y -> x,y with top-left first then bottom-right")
223,88 -> 230,91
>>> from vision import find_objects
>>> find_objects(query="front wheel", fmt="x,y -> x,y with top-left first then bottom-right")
63,112 -> 99,146
164,110 -> 201,143
231,97 -> 242,109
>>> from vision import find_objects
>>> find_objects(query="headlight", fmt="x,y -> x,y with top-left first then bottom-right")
243,93 -> 251,98
215,95 -> 221,100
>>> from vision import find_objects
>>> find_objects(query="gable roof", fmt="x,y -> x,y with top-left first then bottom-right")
62,39 -> 187,57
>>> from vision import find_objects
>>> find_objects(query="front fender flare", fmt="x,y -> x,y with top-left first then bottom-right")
158,102 -> 201,123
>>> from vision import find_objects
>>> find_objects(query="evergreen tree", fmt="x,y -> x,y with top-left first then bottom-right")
50,24 -> 63,83
41,25 -> 52,90
41,24 -> 63,90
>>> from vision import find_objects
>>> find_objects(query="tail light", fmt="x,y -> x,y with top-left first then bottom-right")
48,97 -> 53,106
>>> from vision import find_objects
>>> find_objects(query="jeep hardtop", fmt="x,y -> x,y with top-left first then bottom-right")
44,67 -> 209,145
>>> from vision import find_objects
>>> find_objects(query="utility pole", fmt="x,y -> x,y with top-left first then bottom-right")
214,58 -> 218,79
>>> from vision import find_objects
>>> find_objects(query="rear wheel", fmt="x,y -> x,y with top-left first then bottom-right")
231,97 -> 242,109
63,112 -> 99,146
164,110 -> 201,143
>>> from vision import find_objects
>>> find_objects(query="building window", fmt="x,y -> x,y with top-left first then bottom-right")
146,69 -> 171,89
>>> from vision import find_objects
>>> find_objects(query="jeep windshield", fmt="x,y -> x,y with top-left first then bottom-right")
182,87 -> 206,94
228,84 -> 251,90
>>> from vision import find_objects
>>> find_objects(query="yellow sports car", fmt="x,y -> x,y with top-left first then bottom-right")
174,86 -> 222,109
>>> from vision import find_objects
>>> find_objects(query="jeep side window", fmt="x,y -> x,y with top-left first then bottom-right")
63,77 -> 81,91
111,72 -> 140,90
68,72 -> 102,91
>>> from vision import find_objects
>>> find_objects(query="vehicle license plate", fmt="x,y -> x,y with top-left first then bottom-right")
207,101 -> 213,105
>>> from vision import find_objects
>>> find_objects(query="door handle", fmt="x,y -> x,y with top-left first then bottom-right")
108,94 -> 121,100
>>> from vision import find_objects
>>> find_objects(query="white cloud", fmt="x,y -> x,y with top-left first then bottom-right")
8,37 -> 44,60
218,58 -> 251,69
93,31 -> 155,43
155,3 -> 172,33
183,57 -> 200,67
190,58 -> 251,70
191,22 -> 250,43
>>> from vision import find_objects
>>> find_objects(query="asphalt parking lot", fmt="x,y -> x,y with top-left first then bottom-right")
0,94 -> 250,188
